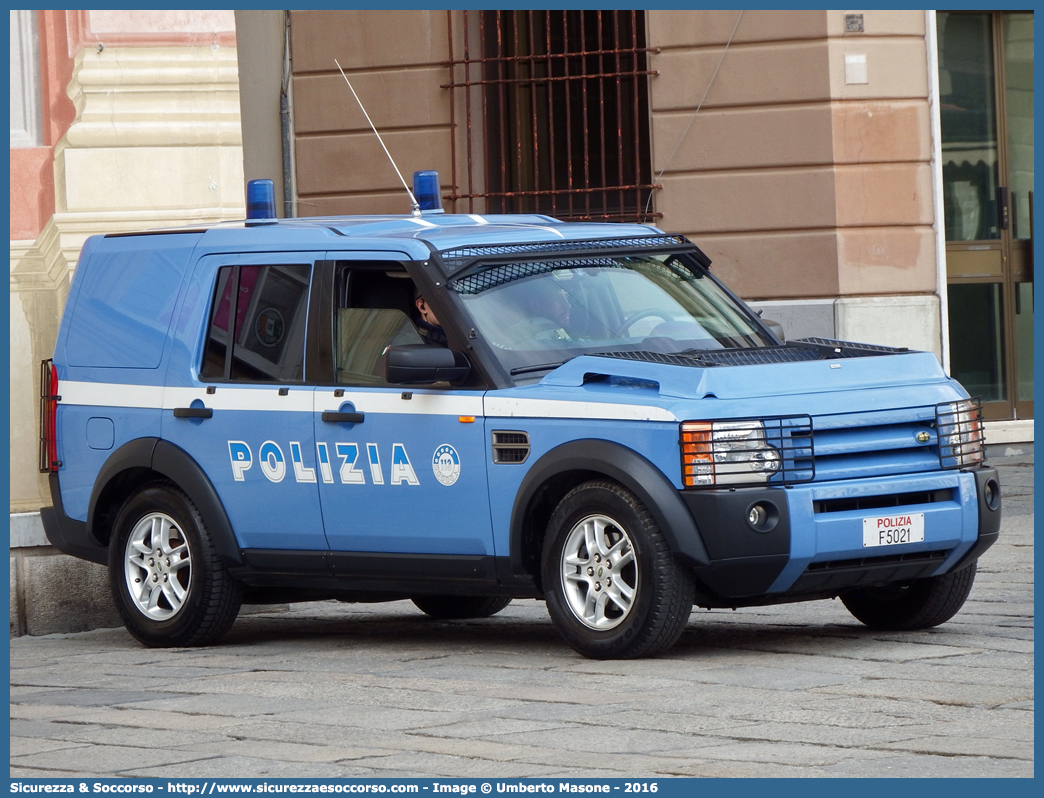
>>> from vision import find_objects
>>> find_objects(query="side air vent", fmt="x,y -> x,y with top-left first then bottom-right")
492,431 -> 530,464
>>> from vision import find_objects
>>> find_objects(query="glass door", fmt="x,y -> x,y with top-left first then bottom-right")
939,11 -> 1034,420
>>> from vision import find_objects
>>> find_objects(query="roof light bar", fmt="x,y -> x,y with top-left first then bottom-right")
246,179 -> 277,223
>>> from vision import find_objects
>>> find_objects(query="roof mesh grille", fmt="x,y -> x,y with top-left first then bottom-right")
439,234 -> 690,271
451,253 -> 694,296
453,257 -> 622,295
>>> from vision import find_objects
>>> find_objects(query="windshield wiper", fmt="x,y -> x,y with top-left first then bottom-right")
510,361 -> 568,376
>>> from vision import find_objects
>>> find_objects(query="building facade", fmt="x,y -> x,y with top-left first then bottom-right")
236,9 -> 1033,428
9,10 -> 242,633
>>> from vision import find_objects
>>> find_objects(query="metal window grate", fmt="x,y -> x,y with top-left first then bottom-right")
445,10 -> 658,222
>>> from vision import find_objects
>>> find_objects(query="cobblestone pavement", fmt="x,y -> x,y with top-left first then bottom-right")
11,451 -> 1033,779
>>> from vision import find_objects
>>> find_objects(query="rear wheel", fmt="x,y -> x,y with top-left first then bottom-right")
541,480 -> 693,659
841,563 -> 977,631
109,482 -> 241,647
412,595 -> 512,619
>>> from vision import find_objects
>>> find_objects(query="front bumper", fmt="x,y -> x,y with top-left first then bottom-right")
681,466 -> 1001,601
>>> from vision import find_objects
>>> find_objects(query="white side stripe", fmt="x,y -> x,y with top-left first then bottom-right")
59,382 -> 677,422
169,386 -> 314,412
60,382 -> 165,409
59,382 -> 483,416
315,390 -> 484,417
484,396 -> 677,422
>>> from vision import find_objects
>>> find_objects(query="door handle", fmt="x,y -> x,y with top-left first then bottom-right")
322,411 -> 365,423
173,407 -> 213,419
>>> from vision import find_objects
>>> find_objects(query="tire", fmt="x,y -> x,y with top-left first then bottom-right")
541,480 -> 694,659
412,595 -> 512,620
108,482 -> 242,647
841,562 -> 977,631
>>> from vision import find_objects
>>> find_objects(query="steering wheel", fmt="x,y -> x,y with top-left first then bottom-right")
615,309 -> 674,337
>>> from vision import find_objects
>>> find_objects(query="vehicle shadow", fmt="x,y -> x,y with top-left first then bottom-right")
214,600 -> 878,660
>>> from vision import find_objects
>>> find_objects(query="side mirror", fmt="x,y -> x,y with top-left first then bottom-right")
762,318 -> 785,344
383,345 -> 471,385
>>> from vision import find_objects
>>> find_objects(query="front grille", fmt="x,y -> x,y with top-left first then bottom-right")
789,549 -> 949,594
806,549 -> 948,573
809,406 -> 943,481
492,430 -> 530,464
684,402 -> 982,488
814,489 -> 953,514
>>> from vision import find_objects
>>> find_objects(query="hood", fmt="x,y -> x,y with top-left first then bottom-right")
540,349 -> 952,402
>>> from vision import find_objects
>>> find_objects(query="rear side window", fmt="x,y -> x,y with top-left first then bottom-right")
65,243 -> 190,368
201,264 -> 311,382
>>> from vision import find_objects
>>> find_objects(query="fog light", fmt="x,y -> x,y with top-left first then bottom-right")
983,478 -> 1000,511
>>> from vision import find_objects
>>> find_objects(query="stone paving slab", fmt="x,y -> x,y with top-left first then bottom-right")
11,744 -> 205,774
10,738 -> 91,757
821,753 -> 1034,778
10,455 -> 1033,778
125,758 -> 380,779
55,707 -> 254,732
874,735 -> 1034,761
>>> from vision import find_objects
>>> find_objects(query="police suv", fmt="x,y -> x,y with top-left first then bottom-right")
40,173 -> 1000,659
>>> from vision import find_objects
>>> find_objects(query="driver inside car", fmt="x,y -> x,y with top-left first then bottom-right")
506,278 -> 574,342
414,288 -> 447,346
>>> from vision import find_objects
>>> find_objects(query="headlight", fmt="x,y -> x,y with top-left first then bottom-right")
681,420 -> 782,487
936,399 -> 985,467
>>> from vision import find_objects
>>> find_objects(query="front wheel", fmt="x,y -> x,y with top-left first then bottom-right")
541,480 -> 693,659
109,482 -> 242,647
841,562 -> 977,631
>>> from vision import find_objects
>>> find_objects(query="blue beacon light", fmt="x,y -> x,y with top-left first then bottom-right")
412,170 -> 444,213
246,179 -> 277,223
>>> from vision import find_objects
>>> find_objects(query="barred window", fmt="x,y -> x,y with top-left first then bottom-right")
446,10 -> 657,223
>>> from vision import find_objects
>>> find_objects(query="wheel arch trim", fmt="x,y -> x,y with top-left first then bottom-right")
88,437 -> 243,566
508,438 -> 711,581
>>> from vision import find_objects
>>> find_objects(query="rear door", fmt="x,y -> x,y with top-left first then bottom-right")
163,253 -> 329,552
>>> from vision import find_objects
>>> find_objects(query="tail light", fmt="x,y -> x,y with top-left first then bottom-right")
39,359 -> 61,472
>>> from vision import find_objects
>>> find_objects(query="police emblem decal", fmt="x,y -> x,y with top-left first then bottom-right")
432,444 -> 461,486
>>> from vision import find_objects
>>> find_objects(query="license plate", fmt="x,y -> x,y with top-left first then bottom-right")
862,512 -> 925,548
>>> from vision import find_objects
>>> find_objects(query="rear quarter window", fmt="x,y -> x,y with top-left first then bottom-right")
65,240 -> 194,368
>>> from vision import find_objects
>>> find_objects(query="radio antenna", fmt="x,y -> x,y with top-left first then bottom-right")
334,59 -> 421,217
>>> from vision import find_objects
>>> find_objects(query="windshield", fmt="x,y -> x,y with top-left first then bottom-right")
452,253 -> 772,377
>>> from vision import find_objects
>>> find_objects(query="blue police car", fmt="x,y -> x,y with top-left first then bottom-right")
39,173 -> 1000,659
